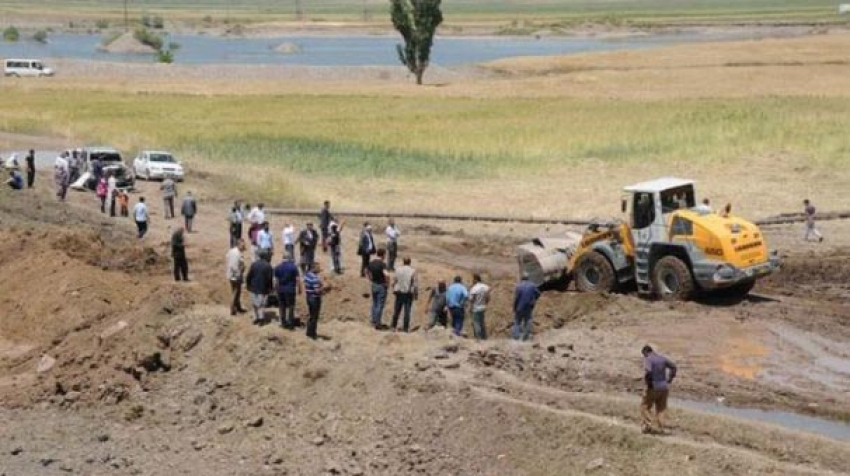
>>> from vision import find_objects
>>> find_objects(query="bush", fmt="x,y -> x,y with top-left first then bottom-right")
95,19 -> 109,29
152,16 -> 164,29
133,27 -> 163,51
33,30 -> 48,43
168,41 -> 180,51
156,49 -> 174,64
202,15 -> 213,24
141,15 -> 151,27
3,26 -> 20,42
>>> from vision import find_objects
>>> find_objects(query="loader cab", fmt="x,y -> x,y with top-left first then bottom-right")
624,177 -> 696,246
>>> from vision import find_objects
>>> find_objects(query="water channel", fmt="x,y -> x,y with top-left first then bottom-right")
1,30 -> 769,66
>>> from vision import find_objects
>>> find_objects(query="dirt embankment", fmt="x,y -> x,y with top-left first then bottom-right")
1,182 -> 850,476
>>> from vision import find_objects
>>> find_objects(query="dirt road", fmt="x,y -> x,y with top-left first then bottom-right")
1,171 -> 849,475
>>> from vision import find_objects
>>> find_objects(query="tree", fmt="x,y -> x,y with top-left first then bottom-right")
390,0 -> 442,85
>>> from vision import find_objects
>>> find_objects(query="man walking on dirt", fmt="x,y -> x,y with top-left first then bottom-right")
25,149 -> 35,189
640,345 -> 677,434
298,222 -> 319,272
512,273 -> 540,341
181,191 -> 197,233
133,196 -> 149,239
390,257 -> 418,332
226,238 -> 247,316
385,218 -> 400,271
171,226 -> 189,282
274,254 -> 302,329
469,273 -> 491,340
319,200 -> 332,253
246,250 -> 274,324
161,176 -> 177,219
54,154 -> 70,201
446,276 -> 469,337
803,199 -> 824,242
369,248 -> 390,329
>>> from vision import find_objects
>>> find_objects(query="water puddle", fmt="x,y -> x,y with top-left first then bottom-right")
677,399 -> 850,441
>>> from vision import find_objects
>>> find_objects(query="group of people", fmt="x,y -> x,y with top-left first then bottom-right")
222,200 -> 547,342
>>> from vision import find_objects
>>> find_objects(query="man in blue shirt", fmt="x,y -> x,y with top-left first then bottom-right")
274,256 -> 302,329
6,170 -> 23,190
513,273 -> 540,341
303,263 -> 324,339
445,275 -> 469,336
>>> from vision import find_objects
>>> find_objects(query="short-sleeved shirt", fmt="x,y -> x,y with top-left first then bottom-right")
805,205 -> 816,225
368,259 -> 387,286
644,352 -> 677,391
274,260 -> 300,294
446,283 -> 469,309
133,202 -> 148,222
469,282 -> 491,312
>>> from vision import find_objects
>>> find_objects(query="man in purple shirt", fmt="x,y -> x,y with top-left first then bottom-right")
640,345 -> 677,434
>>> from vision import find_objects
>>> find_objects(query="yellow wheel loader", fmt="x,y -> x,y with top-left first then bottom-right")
517,177 -> 780,300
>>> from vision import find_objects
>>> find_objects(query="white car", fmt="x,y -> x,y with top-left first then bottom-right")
4,59 -> 54,77
133,151 -> 185,181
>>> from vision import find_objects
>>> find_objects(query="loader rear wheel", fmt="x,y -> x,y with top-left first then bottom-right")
652,256 -> 694,301
575,252 -> 616,293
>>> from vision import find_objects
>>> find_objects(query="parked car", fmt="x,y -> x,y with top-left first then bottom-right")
133,150 -> 185,181
69,146 -> 135,191
4,59 -> 54,77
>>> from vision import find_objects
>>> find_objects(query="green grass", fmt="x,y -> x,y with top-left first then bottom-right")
1,89 -> 848,180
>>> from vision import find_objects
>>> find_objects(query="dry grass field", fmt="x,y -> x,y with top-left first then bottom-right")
2,33 -> 849,218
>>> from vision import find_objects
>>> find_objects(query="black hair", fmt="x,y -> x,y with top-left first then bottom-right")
642,345 -> 653,355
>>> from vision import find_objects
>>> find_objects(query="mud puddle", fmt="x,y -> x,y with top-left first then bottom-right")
677,399 -> 850,441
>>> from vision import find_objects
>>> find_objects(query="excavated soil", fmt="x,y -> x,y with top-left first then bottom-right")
1,179 -> 849,476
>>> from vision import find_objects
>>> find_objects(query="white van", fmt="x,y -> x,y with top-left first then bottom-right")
4,59 -> 54,77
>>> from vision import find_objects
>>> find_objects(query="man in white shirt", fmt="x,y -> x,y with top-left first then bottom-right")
469,273 -> 491,340
257,221 -> 274,261
133,196 -> 149,239
385,218 -> 400,271
282,223 -> 296,260
247,203 -> 265,245
226,239 -> 247,316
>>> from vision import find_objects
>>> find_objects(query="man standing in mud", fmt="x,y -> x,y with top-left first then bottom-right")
369,248 -> 390,329
446,276 -> 469,337
319,200 -> 332,253
512,273 -> 539,341
181,191 -> 197,233
303,262 -> 324,340
161,176 -> 177,219
25,149 -> 35,189
640,345 -> 677,434
246,250 -> 274,324
171,226 -> 189,282
357,222 -> 376,278
298,222 -> 319,272
226,238 -> 247,316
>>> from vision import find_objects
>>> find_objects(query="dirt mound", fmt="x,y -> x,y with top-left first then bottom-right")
761,249 -> 850,301
98,32 -> 157,54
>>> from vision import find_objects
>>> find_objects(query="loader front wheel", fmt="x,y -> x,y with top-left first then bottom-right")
652,256 -> 694,301
575,252 -> 616,293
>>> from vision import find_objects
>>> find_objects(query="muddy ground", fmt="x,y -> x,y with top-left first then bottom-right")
1,173 -> 849,476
